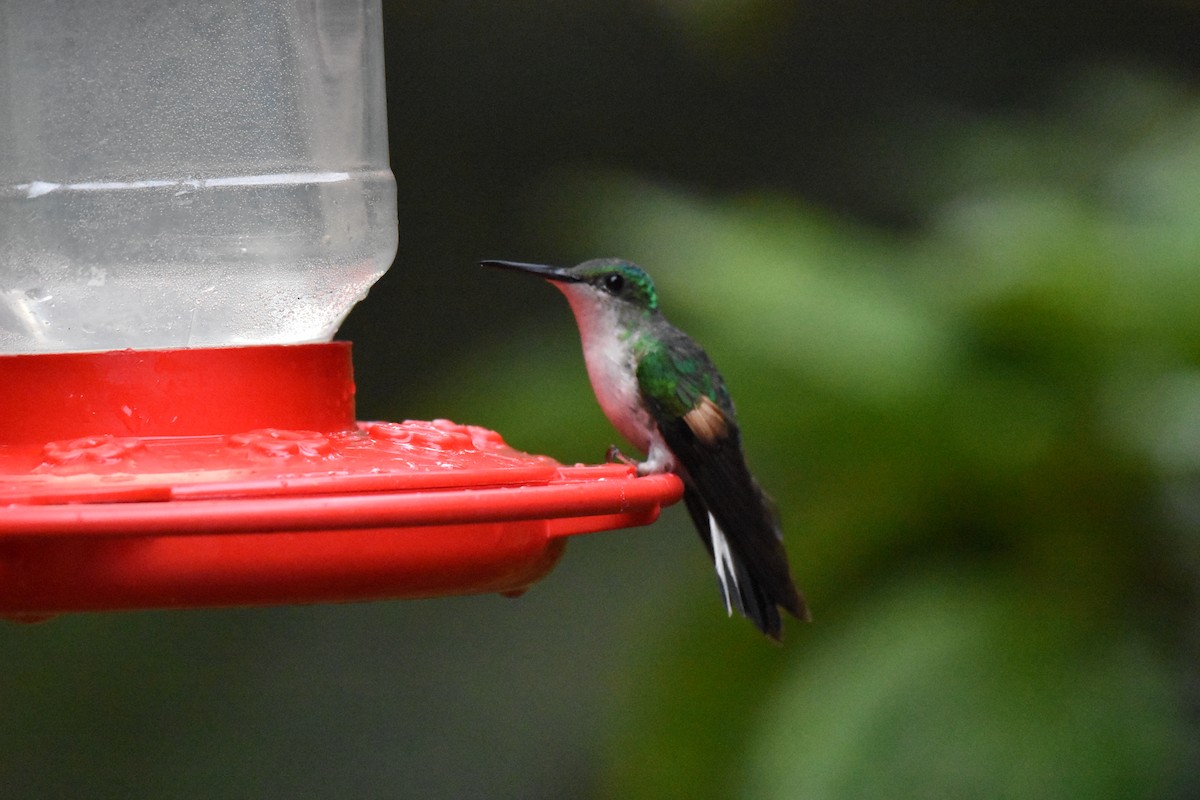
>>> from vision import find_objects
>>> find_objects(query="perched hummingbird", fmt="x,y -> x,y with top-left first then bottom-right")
482,257 -> 809,640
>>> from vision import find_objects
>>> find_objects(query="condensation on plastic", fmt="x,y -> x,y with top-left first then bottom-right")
0,0 -> 397,353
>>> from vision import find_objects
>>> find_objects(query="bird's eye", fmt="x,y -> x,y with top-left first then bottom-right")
603,273 -> 625,294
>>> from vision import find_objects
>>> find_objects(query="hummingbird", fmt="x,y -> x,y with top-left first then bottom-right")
482,257 -> 809,640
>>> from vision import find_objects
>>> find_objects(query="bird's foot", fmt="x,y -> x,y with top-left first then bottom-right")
604,443 -> 652,474
606,445 -> 638,469
606,445 -> 664,476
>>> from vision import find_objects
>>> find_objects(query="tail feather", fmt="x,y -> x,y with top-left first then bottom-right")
683,487 -> 803,640
708,512 -> 739,617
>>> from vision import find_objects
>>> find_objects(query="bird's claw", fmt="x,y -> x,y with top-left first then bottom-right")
606,445 -> 637,467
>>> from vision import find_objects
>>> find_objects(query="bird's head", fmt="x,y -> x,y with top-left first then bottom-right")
482,258 -> 660,328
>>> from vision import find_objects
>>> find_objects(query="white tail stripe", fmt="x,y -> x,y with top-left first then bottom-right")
710,513 -> 739,617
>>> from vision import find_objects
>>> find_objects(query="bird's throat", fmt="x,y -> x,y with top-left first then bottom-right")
559,287 -> 657,455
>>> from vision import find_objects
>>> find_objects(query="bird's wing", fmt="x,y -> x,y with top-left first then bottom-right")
636,334 -> 807,636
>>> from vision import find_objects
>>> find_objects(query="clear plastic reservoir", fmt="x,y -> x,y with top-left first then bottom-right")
0,0 -> 398,352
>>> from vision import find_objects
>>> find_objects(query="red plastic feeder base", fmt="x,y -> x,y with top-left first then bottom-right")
0,343 -> 682,618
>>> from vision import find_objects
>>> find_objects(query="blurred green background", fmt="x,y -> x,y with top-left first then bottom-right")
4,1 -> 1200,797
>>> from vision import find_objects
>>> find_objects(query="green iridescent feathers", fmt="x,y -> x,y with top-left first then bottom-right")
636,337 -> 725,421
573,258 -> 659,312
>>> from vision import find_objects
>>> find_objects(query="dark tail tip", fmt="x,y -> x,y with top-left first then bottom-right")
789,586 -> 813,624
728,560 -> 809,642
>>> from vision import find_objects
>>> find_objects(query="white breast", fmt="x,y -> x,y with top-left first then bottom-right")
583,331 -> 656,453
562,289 -> 657,455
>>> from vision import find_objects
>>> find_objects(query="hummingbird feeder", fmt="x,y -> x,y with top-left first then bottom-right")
0,0 -> 681,620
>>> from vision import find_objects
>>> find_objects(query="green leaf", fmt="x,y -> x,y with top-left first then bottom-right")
744,573 -> 1191,800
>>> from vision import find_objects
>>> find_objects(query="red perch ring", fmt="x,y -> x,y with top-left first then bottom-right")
0,343 -> 682,619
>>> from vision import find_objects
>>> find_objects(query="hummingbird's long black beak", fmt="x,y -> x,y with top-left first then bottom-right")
480,260 -> 583,283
